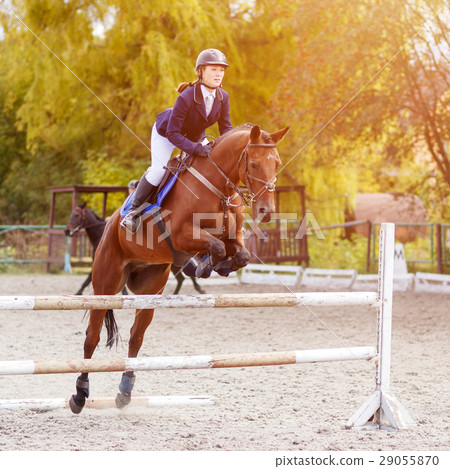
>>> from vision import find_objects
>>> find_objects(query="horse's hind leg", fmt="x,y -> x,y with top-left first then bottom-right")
70,256 -> 125,414
192,278 -> 206,294
115,264 -> 171,408
173,270 -> 184,294
169,264 -> 184,294
75,271 -> 92,295
69,307 -> 114,413
115,307 -> 154,408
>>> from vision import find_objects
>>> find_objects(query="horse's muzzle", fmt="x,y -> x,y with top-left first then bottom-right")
65,226 -> 80,236
254,200 -> 275,223
257,207 -> 272,223
252,194 -> 275,223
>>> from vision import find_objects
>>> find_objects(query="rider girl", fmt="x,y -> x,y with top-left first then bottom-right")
120,48 -> 233,233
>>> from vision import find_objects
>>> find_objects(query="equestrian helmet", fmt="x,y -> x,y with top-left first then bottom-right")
195,49 -> 228,71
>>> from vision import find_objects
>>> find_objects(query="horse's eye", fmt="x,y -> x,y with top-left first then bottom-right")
249,161 -> 258,169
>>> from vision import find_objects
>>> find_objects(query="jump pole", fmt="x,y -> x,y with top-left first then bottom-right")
0,346 -> 376,375
345,222 -> 415,431
0,291 -> 379,310
0,395 -> 214,411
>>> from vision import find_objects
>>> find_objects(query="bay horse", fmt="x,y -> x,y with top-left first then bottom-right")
69,123 -> 289,414
64,203 -> 204,295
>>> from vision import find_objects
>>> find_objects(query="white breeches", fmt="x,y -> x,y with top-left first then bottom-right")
144,124 -> 176,185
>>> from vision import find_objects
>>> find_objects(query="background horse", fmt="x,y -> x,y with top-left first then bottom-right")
69,123 -> 289,414
64,203 -> 205,295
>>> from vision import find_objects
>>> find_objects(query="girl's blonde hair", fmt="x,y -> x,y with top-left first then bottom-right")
176,78 -> 200,93
176,67 -> 204,93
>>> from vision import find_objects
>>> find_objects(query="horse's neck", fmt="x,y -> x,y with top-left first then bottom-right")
211,131 -> 248,186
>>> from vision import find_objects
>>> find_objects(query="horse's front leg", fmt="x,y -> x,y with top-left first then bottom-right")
226,239 -> 251,270
192,278 -> 206,294
171,266 -> 184,295
225,211 -> 251,270
173,223 -> 227,265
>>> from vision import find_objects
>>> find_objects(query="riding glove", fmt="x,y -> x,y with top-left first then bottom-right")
193,143 -> 212,157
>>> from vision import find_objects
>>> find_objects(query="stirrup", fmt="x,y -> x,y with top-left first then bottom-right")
120,213 -> 141,234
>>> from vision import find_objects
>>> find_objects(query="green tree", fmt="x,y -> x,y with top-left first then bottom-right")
0,0 -> 297,222
4,0 -> 447,227
270,0 -> 450,221
0,0 -> 247,221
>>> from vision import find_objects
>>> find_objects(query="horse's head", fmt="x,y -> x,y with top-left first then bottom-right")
64,202 -> 88,236
239,125 -> 289,223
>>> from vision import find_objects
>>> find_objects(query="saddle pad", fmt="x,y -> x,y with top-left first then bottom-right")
120,190 -> 154,217
120,155 -> 190,217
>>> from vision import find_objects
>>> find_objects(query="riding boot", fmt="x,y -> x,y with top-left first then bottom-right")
120,176 -> 158,234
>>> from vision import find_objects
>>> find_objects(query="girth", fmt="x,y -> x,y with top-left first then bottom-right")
149,206 -> 191,268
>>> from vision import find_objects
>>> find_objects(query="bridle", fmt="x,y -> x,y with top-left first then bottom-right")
66,206 -> 105,236
200,140 -> 278,209
237,142 -> 278,205
185,137 -> 278,238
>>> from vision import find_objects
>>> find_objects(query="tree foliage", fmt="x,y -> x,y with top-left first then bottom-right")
271,0 -> 450,221
0,0 -> 449,224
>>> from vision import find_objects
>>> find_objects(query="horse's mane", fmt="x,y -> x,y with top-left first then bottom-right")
93,211 -> 105,222
214,123 -> 272,146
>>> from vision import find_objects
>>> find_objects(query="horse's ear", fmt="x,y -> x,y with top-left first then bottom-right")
250,125 -> 261,143
80,201 -> 87,209
270,126 -> 290,144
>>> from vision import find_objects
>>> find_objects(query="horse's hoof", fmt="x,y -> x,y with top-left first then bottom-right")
115,393 -> 131,409
69,395 -> 85,414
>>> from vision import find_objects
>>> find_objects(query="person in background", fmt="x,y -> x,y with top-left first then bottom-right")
127,179 -> 138,195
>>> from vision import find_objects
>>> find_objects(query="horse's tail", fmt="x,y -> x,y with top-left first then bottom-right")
104,309 -> 119,348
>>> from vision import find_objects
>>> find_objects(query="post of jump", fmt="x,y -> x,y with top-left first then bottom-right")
345,222 -> 415,430
0,223 -> 415,431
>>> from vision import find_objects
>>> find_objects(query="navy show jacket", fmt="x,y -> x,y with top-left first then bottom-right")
155,83 -> 233,156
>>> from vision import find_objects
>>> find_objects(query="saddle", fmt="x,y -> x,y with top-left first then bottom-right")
121,154 -> 192,218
